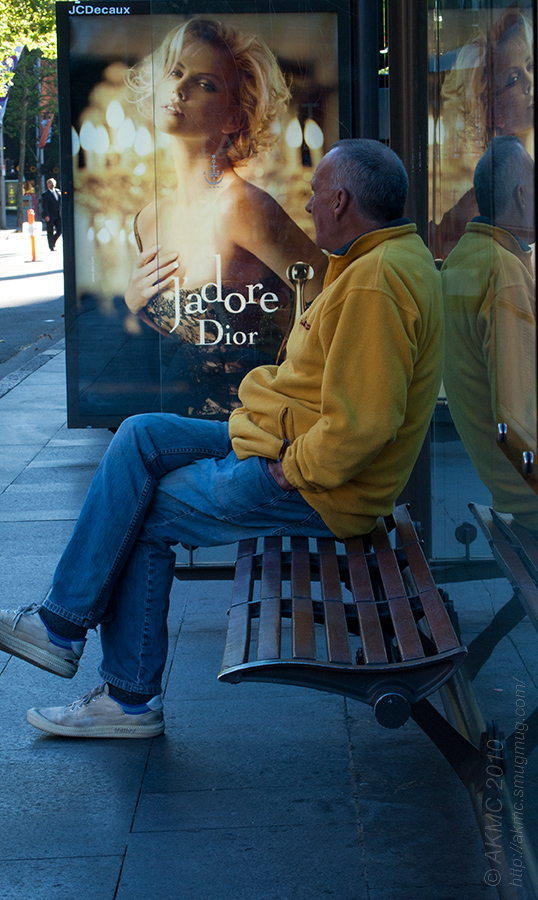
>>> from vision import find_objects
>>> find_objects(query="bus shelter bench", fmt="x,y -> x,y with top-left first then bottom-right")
218,504 -> 467,729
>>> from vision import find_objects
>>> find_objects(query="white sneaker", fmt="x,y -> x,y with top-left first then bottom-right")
0,603 -> 85,678
27,683 -> 165,738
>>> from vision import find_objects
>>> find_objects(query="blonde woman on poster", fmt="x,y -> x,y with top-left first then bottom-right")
433,9 -> 534,260
124,18 -> 327,415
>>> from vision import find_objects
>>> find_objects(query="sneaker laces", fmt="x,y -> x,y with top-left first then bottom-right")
12,602 -> 42,629
67,684 -> 106,711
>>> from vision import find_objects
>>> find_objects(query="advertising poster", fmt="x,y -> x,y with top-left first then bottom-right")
56,0 -> 351,427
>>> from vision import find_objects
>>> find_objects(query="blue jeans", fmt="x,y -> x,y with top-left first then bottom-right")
42,414 -> 334,694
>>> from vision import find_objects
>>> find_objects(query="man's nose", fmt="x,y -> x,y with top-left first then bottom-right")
305,196 -> 312,214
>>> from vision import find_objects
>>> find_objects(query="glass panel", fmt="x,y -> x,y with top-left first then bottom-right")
429,0 -> 536,547
429,0 -> 537,855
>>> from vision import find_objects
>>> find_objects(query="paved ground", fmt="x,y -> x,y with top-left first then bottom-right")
1,224 -> 535,899
0,222 -> 65,375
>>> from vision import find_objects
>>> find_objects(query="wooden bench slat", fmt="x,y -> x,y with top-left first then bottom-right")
257,538 -> 282,660
290,537 -> 312,598
371,518 -> 406,595
510,522 -> 538,581
232,538 -> 258,604
385,597 -> 423,659
391,507 -> 460,653
355,603 -> 388,664
317,538 -> 344,600
392,506 -> 436,592
372,520 -> 424,661
470,504 -> 538,632
472,506 -> 537,589
493,538 -> 537,592
486,523 -> 538,630
318,539 -> 352,663
346,537 -> 388,664
222,601 -> 251,670
257,598 -> 282,660
492,511 -> 538,586
290,537 -> 316,660
418,589 -> 461,653
323,600 -> 353,663
261,536 -> 283,600
221,538 -> 257,670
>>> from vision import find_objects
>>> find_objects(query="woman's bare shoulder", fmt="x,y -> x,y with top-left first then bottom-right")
221,174 -> 326,289
134,201 -> 157,248
224,177 -> 307,248
227,176 -> 288,218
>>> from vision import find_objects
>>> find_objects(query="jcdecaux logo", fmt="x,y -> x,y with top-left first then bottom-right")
68,3 -> 131,13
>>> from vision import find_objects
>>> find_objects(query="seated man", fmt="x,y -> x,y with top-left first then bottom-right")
0,139 -> 443,738
443,135 -> 537,529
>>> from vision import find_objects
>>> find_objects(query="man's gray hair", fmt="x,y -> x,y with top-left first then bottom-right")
330,139 -> 409,223
474,135 -> 530,220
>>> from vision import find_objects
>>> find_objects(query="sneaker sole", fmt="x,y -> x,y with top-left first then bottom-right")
0,627 -> 77,679
26,708 -> 165,738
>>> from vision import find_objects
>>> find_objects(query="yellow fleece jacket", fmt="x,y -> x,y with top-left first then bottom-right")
229,224 -> 443,538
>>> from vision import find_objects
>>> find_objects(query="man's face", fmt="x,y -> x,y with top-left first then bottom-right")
305,151 -> 339,250
47,180 -> 56,191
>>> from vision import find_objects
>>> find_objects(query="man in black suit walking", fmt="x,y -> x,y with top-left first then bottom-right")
41,178 -> 61,251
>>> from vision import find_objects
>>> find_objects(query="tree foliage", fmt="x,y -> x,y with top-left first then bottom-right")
0,0 -> 57,91
1,0 -> 58,226
4,50 -> 57,139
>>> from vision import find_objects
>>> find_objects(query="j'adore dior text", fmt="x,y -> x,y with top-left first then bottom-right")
168,254 -> 280,346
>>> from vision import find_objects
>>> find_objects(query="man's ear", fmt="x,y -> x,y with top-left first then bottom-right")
333,188 -> 350,220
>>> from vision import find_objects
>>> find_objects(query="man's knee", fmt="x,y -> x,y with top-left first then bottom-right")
116,413 -> 164,436
113,414 -> 170,452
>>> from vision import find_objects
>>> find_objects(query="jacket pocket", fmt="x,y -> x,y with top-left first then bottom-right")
278,405 -> 294,441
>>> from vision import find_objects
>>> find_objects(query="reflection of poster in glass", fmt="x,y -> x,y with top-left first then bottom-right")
428,2 -> 534,261
57,0 -> 351,427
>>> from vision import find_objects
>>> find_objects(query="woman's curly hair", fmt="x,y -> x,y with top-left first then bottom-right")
125,18 -> 291,164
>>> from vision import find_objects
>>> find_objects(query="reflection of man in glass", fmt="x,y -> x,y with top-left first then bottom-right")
443,135 -> 537,528
124,18 -> 327,416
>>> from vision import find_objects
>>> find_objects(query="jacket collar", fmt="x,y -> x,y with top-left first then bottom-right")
331,218 -> 413,257
469,216 -> 532,253
323,221 -> 417,286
